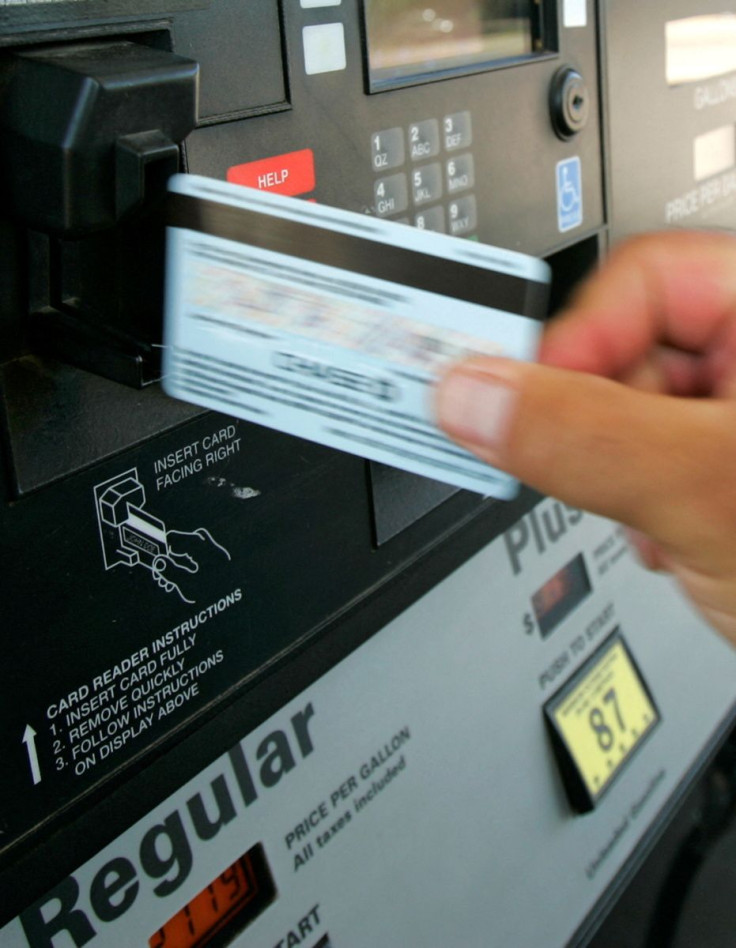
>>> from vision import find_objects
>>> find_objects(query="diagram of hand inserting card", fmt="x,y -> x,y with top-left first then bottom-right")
94,469 -> 231,604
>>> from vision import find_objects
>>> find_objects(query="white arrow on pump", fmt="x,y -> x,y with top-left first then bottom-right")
22,724 -> 42,786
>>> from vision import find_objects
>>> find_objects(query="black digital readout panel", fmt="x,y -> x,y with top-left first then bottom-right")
532,553 -> 592,638
364,0 -> 549,89
149,844 -> 276,948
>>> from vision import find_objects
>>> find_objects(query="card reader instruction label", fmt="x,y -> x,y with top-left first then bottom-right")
42,592 -> 239,781
7,414 -> 265,838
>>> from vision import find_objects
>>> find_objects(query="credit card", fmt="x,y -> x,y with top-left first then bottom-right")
163,174 -> 549,497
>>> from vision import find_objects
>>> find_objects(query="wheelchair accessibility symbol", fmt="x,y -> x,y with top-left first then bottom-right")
556,157 -> 583,232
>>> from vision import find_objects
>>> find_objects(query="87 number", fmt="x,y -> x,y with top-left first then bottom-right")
589,688 -> 625,751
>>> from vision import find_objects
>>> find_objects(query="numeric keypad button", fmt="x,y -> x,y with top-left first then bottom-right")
371,128 -> 405,172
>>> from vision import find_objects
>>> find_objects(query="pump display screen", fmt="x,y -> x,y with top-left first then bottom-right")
532,554 -> 591,638
149,846 -> 276,948
364,0 -> 544,89
666,14 -> 736,85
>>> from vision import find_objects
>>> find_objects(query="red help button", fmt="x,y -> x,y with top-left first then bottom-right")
227,149 -> 315,196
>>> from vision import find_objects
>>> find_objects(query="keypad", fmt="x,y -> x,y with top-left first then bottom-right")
446,153 -> 475,194
408,119 -> 440,161
412,164 -> 443,206
370,112 -> 477,238
415,206 -> 446,233
443,111 -> 473,151
371,128 -> 405,172
448,195 -> 477,236
373,173 -> 409,217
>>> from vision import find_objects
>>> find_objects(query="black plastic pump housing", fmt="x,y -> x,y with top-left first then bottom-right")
0,40 -> 198,387
0,40 -> 198,235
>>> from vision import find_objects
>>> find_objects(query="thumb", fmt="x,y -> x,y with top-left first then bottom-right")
435,357 -> 733,544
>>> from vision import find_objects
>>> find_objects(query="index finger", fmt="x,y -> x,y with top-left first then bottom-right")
541,230 -> 736,380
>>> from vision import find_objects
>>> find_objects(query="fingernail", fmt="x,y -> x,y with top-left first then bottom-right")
436,369 -> 516,459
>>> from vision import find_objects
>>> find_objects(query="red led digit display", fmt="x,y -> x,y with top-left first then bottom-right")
149,846 -> 276,948
532,553 -> 592,637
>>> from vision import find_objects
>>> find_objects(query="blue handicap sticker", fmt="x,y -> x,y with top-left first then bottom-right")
556,157 -> 583,232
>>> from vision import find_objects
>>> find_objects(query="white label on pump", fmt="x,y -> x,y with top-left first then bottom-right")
564,0 -> 587,28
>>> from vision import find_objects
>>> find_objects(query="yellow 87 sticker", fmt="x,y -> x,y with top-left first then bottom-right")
544,632 -> 660,812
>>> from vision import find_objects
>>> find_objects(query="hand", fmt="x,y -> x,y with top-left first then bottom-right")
151,527 -> 231,604
435,230 -> 736,644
